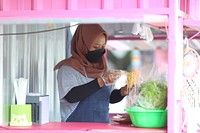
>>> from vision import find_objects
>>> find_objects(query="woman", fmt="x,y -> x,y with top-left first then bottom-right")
54,24 -> 129,123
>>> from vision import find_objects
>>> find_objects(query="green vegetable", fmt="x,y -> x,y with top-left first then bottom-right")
136,80 -> 167,110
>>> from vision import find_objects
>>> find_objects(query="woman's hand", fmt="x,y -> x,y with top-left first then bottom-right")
120,85 -> 134,96
101,70 -> 122,86
97,76 -> 105,87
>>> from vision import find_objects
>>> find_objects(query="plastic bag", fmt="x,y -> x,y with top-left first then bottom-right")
126,63 -> 168,109
137,63 -> 168,109
139,63 -> 167,83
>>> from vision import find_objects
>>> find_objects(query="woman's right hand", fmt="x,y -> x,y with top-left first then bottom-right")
100,70 -> 122,86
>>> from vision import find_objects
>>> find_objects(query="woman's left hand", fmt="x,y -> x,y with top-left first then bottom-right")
120,85 -> 132,96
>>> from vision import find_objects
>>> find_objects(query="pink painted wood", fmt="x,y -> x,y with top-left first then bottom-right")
0,0 -> 194,19
0,0 -> 10,11
189,0 -> 200,20
113,0 -> 138,9
180,0 -> 190,14
102,0 -> 114,9
0,0 -> 32,10
78,0 -> 101,9
32,0 -> 44,10
168,0 -> 184,132
67,0 -> 78,10
51,0 -> 67,10
0,0 -> 174,11
138,0 -> 168,8
0,8 -> 170,23
0,122 -> 167,133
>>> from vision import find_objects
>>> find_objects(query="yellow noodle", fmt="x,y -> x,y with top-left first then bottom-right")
126,71 -> 137,93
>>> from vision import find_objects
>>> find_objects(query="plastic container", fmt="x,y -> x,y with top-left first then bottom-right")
125,106 -> 167,128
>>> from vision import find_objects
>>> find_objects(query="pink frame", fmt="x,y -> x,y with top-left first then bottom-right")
0,0 -> 200,132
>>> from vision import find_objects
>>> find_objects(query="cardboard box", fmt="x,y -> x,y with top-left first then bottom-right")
26,95 -> 49,124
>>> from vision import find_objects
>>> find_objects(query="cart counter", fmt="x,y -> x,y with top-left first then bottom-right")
0,122 -> 166,133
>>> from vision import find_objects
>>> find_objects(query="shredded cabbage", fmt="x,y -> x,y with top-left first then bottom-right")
136,80 -> 167,110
